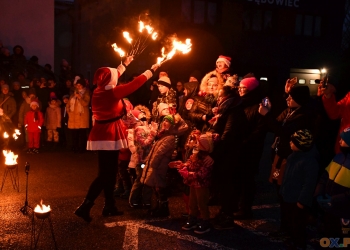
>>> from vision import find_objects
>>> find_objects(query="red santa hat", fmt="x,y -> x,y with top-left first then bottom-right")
30,101 -> 39,108
93,65 -> 126,90
216,55 -> 231,68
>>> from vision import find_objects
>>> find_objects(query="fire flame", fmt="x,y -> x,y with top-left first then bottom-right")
3,150 -> 18,165
3,132 -> 9,139
123,31 -> 132,44
13,129 -> 21,140
157,38 -> 192,65
151,32 -> 158,40
138,21 -> 145,32
111,43 -> 125,57
34,199 -> 51,213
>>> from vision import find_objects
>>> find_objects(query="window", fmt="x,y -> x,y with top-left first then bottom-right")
295,14 -> 322,37
298,79 -> 306,84
181,0 -> 191,22
309,80 -> 316,84
243,9 -> 273,32
181,0 -> 218,25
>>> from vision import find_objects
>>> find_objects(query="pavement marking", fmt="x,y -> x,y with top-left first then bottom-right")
105,219 -> 236,250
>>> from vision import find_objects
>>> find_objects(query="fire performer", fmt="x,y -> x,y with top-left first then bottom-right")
74,56 -> 159,222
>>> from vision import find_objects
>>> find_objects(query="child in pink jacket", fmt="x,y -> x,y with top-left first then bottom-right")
25,101 -> 44,153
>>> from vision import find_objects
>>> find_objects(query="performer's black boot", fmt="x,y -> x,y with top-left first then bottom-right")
102,199 -> 123,217
74,199 -> 94,222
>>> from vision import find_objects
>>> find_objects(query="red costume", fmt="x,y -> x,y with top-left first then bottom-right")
322,92 -> 350,153
24,109 -> 44,149
87,65 -> 153,150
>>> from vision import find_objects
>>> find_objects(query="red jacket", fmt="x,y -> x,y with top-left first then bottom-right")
87,65 -> 153,151
322,92 -> 350,153
24,110 -> 44,133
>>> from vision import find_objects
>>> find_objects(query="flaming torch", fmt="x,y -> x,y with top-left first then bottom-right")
129,19 -> 158,56
34,199 -> 51,219
1,150 -> 19,191
111,43 -> 125,63
157,38 -> 192,65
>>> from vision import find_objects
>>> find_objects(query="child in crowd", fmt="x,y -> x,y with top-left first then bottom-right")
314,127 -> 350,238
170,133 -> 214,234
24,101 -> 44,153
278,129 -> 319,249
45,97 -> 61,149
128,105 -> 158,208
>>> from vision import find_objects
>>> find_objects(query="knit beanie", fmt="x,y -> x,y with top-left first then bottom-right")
157,76 -> 171,88
62,94 -> 70,100
240,77 -> 259,91
163,115 -> 174,125
216,55 -> 231,68
197,134 -> 214,153
289,86 -> 310,106
291,129 -> 313,151
340,127 -> 350,146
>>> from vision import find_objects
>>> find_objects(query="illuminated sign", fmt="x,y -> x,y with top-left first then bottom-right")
247,0 -> 300,8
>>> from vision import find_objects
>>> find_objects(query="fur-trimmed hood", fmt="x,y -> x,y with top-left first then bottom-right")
200,70 -> 225,93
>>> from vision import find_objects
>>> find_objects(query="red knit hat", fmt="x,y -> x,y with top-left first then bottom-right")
216,55 -> 231,68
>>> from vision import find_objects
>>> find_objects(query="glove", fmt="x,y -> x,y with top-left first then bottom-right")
178,168 -> 189,179
317,194 -> 332,211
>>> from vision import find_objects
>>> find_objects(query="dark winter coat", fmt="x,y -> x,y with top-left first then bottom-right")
210,95 -> 249,174
280,146 -> 319,207
188,94 -> 216,132
265,102 -> 317,159
240,87 -> 268,171
141,119 -> 188,188
0,93 -> 16,119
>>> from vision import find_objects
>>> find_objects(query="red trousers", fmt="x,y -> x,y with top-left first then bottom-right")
28,131 -> 41,149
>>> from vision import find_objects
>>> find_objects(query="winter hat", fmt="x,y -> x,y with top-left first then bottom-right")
30,101 -> 39,108
340,127 -> 350,146
131,109 -> 141,119
163,115 -> 174,125
157,76 -> 171,89
93,66 -> 125,90
291,129 -> 313,151
49,92 -> 57,99
240,77 -> 259,91
1,84 -> 9,90
158,103 -> 169,115
62,94 -> 69,100
216,55 -> 231,68
289,86 -> 310,106
197,134 -> 214,153
189,70 -> 202,82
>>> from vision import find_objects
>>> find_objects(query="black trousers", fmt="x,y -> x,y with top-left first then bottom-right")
281,200 -> 307,248
86,150 -> 119,205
